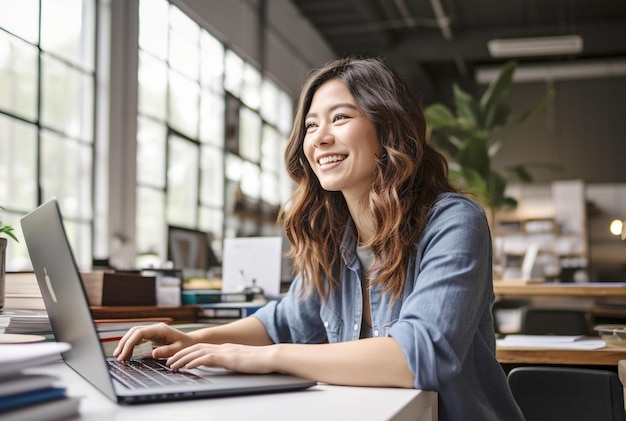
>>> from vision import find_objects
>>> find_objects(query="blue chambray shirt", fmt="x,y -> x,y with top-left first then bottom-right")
253,192 -> 524,421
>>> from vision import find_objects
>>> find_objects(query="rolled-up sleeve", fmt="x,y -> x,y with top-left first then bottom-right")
388,195 -> 494,391
253,275 -> 328,344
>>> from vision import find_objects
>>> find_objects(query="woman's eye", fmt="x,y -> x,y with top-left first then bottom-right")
333,114 -> 349,122
305,122 -> 317,130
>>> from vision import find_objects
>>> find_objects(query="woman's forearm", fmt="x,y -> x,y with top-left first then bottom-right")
271,337 -> 415,388
189,316 -> 274,346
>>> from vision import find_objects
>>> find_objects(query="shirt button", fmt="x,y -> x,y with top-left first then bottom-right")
324,321 -> 329,328
373,330 -> 379,337
353,324 -> 359,331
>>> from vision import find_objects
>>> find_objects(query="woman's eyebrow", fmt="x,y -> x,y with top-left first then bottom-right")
305,103 -> 359,120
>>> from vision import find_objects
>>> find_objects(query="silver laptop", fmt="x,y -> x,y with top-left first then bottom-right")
20,199 -> 315,404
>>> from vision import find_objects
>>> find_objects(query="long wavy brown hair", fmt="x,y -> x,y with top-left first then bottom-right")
280,57 -> 454,302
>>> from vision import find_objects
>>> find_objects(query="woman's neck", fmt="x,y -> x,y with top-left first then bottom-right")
344,193 -> 375,247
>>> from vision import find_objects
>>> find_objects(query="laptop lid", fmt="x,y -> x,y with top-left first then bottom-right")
20,199 -> 315,404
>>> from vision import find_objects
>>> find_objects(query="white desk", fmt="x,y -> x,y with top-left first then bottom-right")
28,361 -> 438,421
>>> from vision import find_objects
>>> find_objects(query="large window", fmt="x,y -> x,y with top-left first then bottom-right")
0,0 -> 295,272
136,0 -> 293,266
0,0 -> 97,270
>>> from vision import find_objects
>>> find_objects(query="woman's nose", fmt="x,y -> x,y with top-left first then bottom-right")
312,126 -> 334,147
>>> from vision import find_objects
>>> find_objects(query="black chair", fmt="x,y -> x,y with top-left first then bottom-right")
508,366 -> 625,421
519,307 -> 590,336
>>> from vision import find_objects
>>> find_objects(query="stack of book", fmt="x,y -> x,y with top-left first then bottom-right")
0,342 -> 81,421
182,290 -> 265,324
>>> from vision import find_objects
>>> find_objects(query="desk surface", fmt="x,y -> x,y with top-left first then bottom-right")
493,281 -> 626,297
28,361 -> 437,421
496,343 -> 626,366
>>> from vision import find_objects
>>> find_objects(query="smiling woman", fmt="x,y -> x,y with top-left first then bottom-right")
114,57 -> 524,421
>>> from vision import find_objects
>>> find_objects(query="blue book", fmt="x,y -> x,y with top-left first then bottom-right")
0,387 -> 67,413
181,290 -> 253,304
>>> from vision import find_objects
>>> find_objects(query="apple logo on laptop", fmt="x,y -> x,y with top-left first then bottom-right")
43,266 -> 59,303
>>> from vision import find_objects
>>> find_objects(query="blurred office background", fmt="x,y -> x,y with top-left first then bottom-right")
1,0 -> 626,283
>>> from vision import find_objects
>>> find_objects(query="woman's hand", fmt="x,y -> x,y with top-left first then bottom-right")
113,322 -> 195,361
166,343 -> 276,374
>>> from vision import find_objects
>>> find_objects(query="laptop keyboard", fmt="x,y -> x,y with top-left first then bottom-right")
108,359 -> 210,389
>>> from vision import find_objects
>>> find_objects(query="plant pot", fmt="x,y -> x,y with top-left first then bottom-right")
0,237 -> 6,309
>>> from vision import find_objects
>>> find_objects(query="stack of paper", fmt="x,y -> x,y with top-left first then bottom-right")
0,310 -> 51,335
497,334 -> 606,349
0,342 -> 81,420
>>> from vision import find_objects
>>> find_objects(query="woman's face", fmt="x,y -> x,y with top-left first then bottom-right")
303,79 -> 381,201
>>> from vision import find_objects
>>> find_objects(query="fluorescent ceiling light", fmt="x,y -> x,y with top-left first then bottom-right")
487,35 -> 583,58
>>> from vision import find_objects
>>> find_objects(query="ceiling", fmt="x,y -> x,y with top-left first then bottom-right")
290,0 -> 626,104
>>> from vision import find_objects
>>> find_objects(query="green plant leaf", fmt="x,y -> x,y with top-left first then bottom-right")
487,171 -> 507,205
485,102 -> 512,131
453,84 -> 481,130
0,225 -> 19,243
480,61 -> 516,129
424,103 -> 458,128
460,167 -> 490,205
458,136 -> 490,179
0,205 -> 19,243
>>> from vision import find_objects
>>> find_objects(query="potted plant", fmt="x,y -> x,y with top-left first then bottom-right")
0,206 -> 19,309
424,60 -> 557,224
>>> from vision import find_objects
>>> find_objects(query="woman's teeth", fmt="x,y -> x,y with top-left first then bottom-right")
319,155 -> 346,165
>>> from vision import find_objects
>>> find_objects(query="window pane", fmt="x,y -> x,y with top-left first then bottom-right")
261,78 -> 279,125
138,52 -> 168,120
199,206 -> 223,243
0,0 -> 39,43
139,0 -> 169,60
278,90 -> 294,134
200,144 -> 223,207
199,89 -> 224,145
0,115 -> 38,209
41,53 -> 94,140
64,219 -> 92,271
261,124 -> 281,173
224,50 -> 244,96
169,6 -> 199,80
168,71 -> 199,139
137,116 -> 166,188
240,64 -> 261,109
261,172 -> 279,206
225,153 -> 243,183
238,107 -> 261,163
240,160 -> 260,199
167,135 -> 199,226
0,32 -> 39,121
40,130 -> 93,220
136,186 -> 166,260
200,31 -> 224,91
41,0 -> 95,71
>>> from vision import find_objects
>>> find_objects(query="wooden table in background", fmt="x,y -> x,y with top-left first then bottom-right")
493,281 -> 626,297
496,344 -> 626,366
89,305 -> 200,323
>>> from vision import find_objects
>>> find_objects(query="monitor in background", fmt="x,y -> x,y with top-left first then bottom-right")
167,225 -> 220,274
221,236 -> 283,299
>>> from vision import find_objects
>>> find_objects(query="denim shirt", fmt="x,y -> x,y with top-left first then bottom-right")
253,192 -> 524,421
